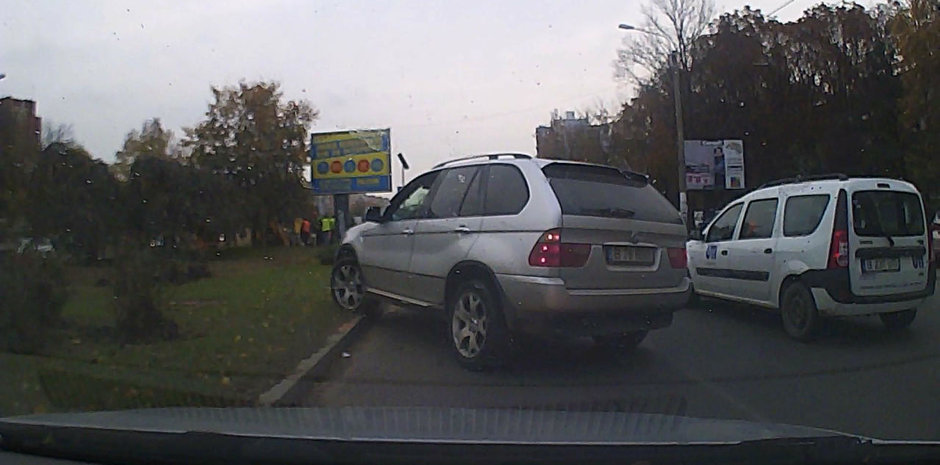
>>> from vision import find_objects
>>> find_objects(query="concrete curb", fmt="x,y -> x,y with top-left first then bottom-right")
258,314 -> 371,407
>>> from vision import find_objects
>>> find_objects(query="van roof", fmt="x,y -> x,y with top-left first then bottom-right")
739,177 -> 921,204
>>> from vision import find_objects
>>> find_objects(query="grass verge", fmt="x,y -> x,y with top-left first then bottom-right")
0,246 -> 350,416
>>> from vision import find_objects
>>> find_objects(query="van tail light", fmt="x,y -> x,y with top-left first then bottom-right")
828,189 -> 850,269
528,229 -> 591,267
667,248 -> 687,269
828,229 -> 849,269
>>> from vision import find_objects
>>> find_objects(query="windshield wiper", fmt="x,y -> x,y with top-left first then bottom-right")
580,207 -> 636,219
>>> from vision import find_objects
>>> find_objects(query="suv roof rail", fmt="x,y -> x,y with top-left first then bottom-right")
758,173 -> 849,189
433,153 -> 532,169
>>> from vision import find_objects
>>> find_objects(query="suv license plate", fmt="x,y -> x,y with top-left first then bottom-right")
607,246 -> 655,265
862,257 -> 900,273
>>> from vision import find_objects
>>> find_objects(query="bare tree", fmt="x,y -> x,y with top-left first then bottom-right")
41,121 -> 75,149
615,0 -> 716,84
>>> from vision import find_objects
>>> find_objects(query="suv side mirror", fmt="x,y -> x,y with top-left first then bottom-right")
364,206 -> 384,223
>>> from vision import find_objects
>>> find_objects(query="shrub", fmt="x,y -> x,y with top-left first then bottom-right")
111,248 -> 178,344
0,251 -> 68,354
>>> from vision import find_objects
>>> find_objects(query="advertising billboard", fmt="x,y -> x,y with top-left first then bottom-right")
683,139 -> 745,190
310,129 -> 392,194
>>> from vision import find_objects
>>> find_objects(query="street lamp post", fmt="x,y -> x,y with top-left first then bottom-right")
619,24 -> 690,230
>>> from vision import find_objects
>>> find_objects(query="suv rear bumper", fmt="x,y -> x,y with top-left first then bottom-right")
494,274 -> 690,335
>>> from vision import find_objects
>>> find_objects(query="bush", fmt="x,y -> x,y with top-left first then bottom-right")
111,248 -> 178,344
0,251 -> 68,353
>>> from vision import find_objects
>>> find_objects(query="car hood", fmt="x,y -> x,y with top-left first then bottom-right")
1,407 -> 936,464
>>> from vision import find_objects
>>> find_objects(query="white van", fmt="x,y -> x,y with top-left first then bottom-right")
687,176 -> 936,340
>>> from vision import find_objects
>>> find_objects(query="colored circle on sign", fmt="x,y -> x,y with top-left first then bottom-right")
331,161 -> 342,173
371,158 -> 384,172
344,160 -> 356,173
357,160 -> 370,172
316,162 -> 329,174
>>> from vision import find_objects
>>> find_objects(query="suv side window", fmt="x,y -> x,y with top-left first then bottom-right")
458,166 -> 485,217
428,166 -> 480,219
739,198 -> 778,239
483,164 -> 528,216
783,195 -> 830,237
385,172 -> 438,221
706,203 -> 743,243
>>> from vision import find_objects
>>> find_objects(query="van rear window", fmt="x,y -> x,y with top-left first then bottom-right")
852,191 -> 924,237
542,164 -> 682,224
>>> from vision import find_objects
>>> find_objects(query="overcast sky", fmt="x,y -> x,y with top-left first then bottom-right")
2,0 -> 837,189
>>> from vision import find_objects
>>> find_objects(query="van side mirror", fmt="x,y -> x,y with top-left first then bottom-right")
690,229 -> 703,241
364,206 -> 384,223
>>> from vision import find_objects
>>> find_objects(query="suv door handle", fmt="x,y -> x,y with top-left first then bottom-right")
454,226 -> 471,233
763,248 -> 773,254
720,250 -> 728,256
402,228 -> 414,235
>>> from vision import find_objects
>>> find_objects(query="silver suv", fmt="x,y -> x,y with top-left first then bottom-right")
331,154 -> 691,369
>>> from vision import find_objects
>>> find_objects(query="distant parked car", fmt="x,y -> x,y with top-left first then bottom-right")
932,210 -> 940,263
687,175 -> 935,340
16,238 -> 55,256
330,153 -> 691,369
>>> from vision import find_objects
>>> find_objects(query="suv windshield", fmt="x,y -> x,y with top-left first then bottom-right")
543,164 -> 682,224
852,191 -> 925,237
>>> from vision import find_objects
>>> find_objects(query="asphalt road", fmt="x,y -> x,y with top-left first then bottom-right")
302,293 -> 940,441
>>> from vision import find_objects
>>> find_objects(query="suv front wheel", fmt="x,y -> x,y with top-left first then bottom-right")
448,279 -> 510,370
330,257 -> 380,317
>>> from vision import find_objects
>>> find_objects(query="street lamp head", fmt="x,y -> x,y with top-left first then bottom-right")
618,24 -> 636,31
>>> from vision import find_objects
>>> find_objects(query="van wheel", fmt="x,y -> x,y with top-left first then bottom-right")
780,281 -> 820,341
330,257 -> 381,318
448,279 -> 510,371
879,309 -> 916,330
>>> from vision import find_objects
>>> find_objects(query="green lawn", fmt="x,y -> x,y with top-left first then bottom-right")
0,246 -> 350,416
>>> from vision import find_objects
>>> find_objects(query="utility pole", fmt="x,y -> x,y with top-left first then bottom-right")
619,24 -> 691,230
671,52 -> 689,228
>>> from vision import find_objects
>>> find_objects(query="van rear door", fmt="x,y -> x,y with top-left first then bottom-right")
848,182 -> 929,297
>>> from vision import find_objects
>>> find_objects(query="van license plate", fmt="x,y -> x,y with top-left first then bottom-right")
607,246 -> 655,265
862,257 -> 900,273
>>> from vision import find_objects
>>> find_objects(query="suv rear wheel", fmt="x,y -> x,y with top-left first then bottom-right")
448,279 -> 509,370
780,281 -> 821,341
879,309 -> 916,330
330,257 -> 380,317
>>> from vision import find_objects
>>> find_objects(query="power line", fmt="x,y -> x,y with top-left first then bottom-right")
768,0 -> 799,17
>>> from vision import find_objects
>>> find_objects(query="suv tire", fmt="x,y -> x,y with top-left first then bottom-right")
330,257 -> 381,318
879,309 -> 916,330
448,278 -> 510,371
780,281 -> 820,341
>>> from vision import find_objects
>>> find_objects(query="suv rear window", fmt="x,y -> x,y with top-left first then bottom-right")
542,163 -> 682,224
852,191 -> 925,237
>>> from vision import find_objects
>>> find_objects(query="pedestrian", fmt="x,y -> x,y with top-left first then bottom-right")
301,218 -> 311,246
292,217 -> 303,247
320,215 -> 333,246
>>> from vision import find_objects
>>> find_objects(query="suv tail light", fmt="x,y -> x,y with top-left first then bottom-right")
667,248 -> 687,269
528,229 -> 591,267
828,229 -> 849,268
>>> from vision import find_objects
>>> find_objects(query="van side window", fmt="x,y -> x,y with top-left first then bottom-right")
706,203 -> 743,242
783,195 -> 830,237
739,199 -> 778,239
